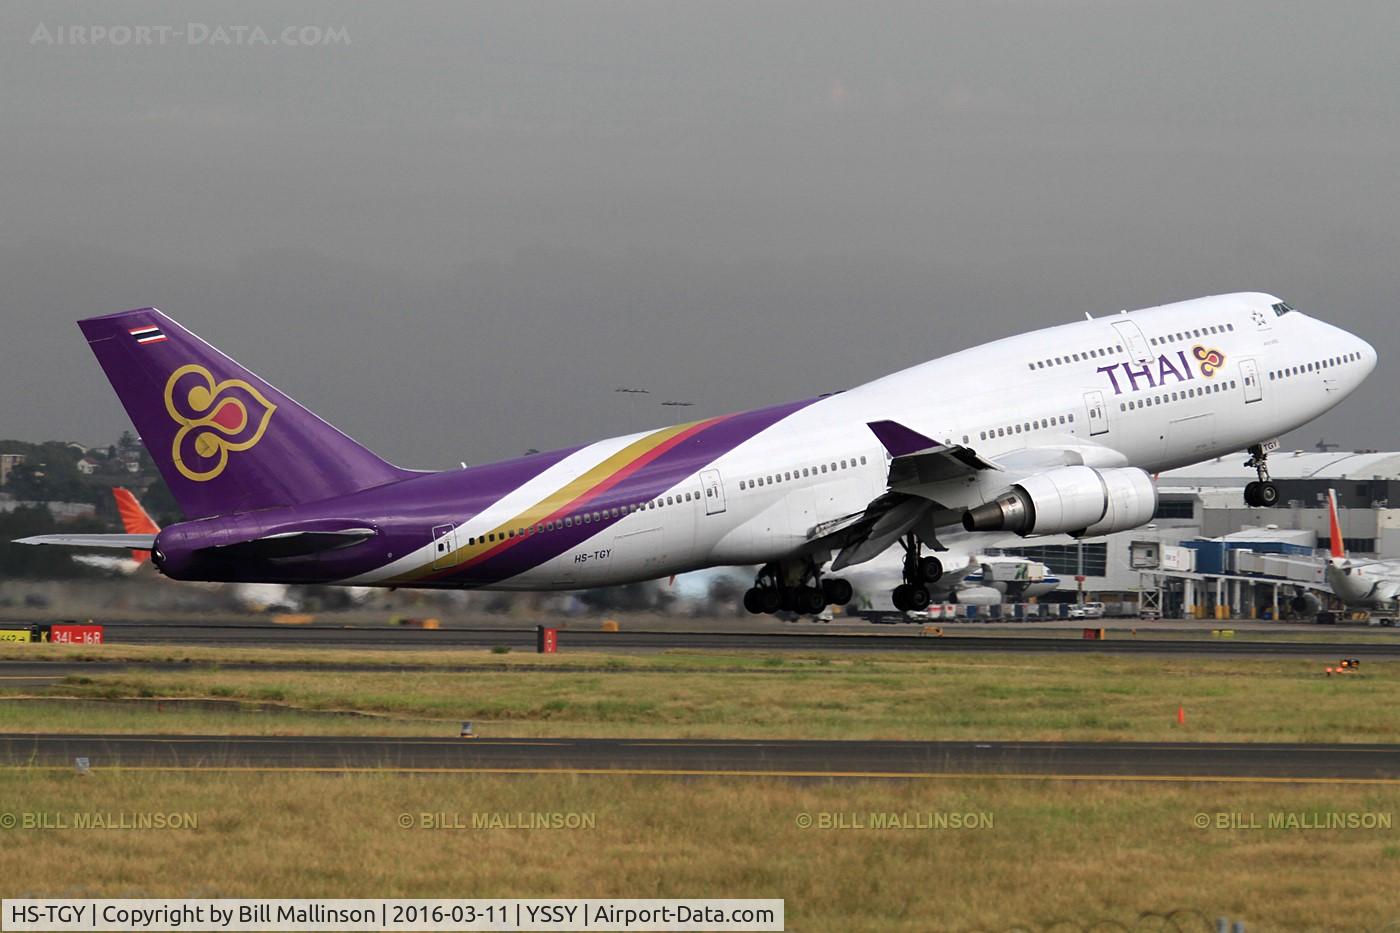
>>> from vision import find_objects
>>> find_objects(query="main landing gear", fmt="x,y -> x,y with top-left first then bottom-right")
891,534 -> 942,612
743,560 -> 854,617
1243,443 -> 1280,508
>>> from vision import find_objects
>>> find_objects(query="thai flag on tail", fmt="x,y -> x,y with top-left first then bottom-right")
128,324 -> 167,345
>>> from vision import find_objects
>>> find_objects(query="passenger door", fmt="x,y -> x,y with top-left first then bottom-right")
1112,320 -> 1153,365
700,468 -> 727,515
1083,391 -> 1109,436
1238,359 -> 1262,403
430,523 -> 458,569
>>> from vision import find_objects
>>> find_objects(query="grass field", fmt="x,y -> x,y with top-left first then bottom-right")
1,768 -> 1397,930
3,642 -> 1399,929
2,644 -> 1397,743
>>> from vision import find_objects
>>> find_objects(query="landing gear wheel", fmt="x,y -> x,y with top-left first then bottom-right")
821,578 -> 854,607
1244,443 -> 1277,507
892,584 -> 931,613
759,588 -> 782,614
917,556 -> 944,584
795,586 -> 827,615
743,588 -> 765,615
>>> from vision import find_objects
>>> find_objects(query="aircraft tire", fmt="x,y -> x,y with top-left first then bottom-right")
822,578 -> 854,606
918,556 -> 944,584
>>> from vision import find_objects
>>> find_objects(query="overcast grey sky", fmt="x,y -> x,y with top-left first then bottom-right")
3,1 -> 1398,467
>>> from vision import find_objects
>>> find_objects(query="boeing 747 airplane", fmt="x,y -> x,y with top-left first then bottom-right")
18,293 -> 1375,615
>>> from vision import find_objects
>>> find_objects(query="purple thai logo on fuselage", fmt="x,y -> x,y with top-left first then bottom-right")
1096,345 -> 1225,396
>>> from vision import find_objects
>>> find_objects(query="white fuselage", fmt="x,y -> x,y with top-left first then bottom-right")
351,292 -> 1375,590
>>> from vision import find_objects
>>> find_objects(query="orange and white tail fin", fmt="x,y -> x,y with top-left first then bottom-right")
113,487 -> 160,564
1326,487 -> 1345,560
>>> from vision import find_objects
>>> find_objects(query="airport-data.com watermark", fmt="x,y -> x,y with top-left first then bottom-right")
29,23 -> 350,48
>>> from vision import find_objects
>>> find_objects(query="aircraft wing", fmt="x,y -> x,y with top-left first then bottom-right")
15,533 -> 156,550
814,420 -> 1126,571
811,421 -> 1004,571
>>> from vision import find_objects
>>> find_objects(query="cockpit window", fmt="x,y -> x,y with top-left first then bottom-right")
1272,301 -> 1295,317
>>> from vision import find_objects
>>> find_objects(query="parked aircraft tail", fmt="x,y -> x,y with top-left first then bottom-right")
112,487 -> 159,564
1327,487 -> 1346,560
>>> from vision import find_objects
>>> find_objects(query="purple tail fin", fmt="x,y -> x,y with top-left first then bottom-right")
79,308 -> 413,519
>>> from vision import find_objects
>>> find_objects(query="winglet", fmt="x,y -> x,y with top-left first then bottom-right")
1327,487 -> 1346,559
866,420 -> 941,458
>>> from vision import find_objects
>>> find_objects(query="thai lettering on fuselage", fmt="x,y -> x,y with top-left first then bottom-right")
1096,350 -> 1195,396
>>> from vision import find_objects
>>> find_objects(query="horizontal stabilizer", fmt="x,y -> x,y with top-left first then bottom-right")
199,528 -> 376,561
14,533 -> 157,550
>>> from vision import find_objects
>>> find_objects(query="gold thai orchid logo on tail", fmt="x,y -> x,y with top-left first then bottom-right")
163,365 -> 276,481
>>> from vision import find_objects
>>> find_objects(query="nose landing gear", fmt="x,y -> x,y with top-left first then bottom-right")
1243,443 -> 1280,507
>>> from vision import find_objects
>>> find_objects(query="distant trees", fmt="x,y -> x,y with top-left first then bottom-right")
0,436 -> 172,517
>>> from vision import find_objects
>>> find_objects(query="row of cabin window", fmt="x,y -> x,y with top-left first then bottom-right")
1269,350 -> 1364,381
737,456 -> 869,491
1149,322 -> 1234,346
1028,345 -> 1123,371
978,414 -> 1073,441
1024,321 -> 1238,373
465,490 -> 703,545
1118,380 -> 1235,411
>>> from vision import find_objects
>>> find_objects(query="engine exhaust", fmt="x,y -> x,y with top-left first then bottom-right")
961,489 -> 1034,533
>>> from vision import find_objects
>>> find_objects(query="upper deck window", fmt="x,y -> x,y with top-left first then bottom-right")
1272,301 -> 1295,317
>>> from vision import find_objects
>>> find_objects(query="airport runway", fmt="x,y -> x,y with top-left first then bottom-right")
6,619 -> 1399,657
2,734 -> 1398,782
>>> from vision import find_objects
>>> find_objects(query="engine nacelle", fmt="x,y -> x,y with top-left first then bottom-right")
961,466 -> 1157,538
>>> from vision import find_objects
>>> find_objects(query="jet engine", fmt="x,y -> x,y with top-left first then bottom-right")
961,466 -> 1157,538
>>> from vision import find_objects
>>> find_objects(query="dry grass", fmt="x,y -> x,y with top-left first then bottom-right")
6,650 -> 1397,743
0,769 -> 1397,930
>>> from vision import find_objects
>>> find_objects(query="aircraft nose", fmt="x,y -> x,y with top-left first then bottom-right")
1357,335 -> 1378,375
